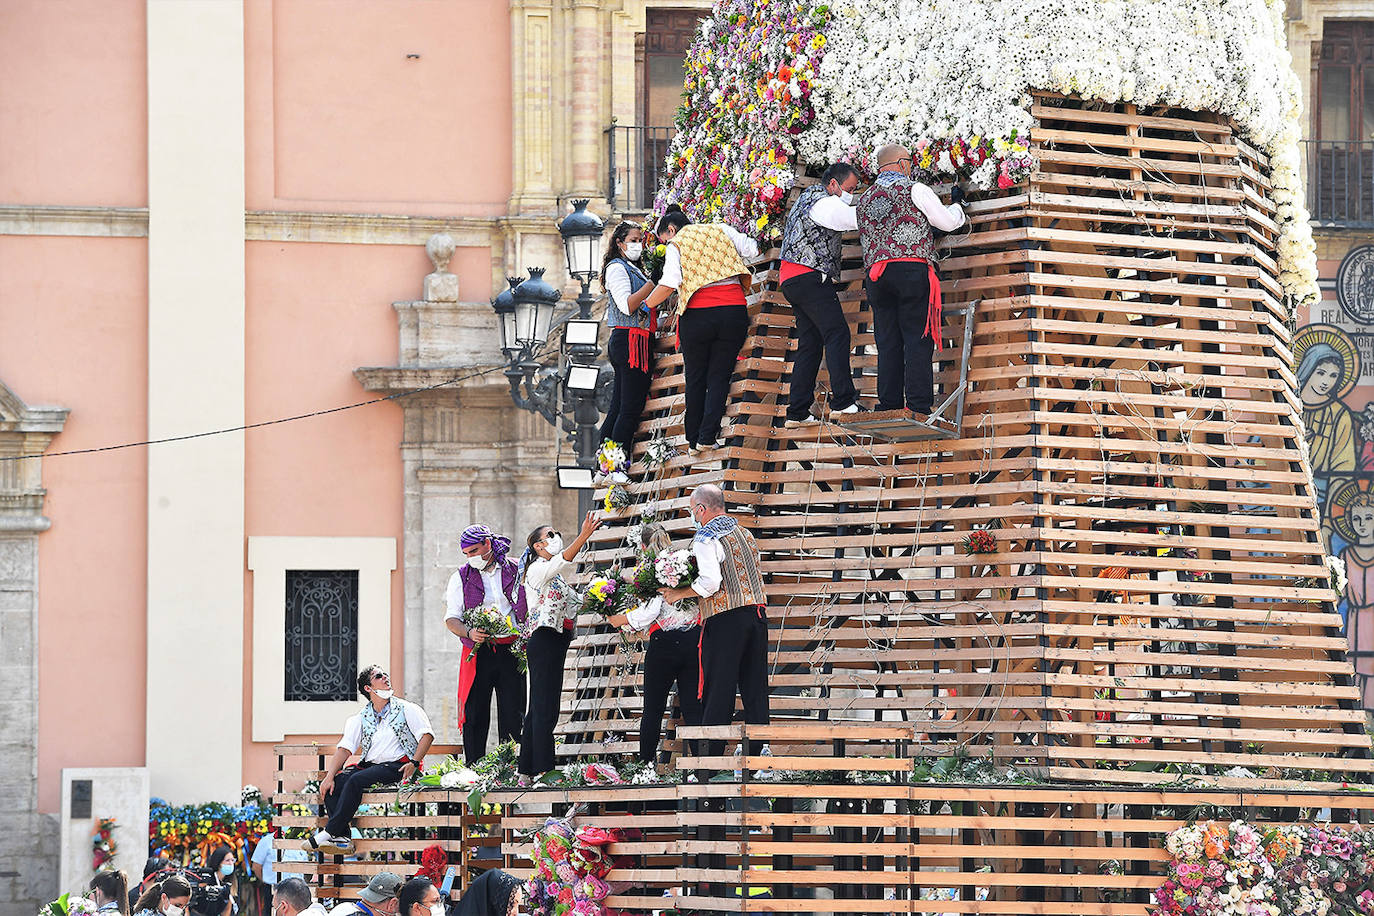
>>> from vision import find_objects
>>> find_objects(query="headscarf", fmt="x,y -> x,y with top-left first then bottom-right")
1297,342 -> 1343,392
460,525 -> 512,562
453,868 -> 522,916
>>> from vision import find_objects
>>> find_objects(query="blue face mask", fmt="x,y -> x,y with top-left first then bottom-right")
220,862 -> 234,877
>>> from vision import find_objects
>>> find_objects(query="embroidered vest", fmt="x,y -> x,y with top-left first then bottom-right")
672,224 -> 752,315
698,523 -> 767,621
856,173 -> 937,271
606,258 -> 650,329
780,184 -> 843,279
358,701 -> 419,761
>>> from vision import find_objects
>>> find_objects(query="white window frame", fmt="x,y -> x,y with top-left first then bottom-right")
248,537 -> 396,742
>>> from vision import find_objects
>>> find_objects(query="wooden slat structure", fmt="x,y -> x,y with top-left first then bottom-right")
564,93 -> 1371,786
274,94 -> 1374,913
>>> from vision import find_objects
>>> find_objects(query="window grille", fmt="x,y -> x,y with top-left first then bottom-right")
284,569 -> 359,701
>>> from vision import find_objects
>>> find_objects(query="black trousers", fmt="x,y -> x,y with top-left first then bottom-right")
462,642 -> 527,764
324,760 -> 404,836
678,304 -> 749,447
518,626 -> 573,776
782,272 -> 858,419
865,262 -> 935,412
699,605 -> 770,759
639,626 -> 703,763
599,328 -> 652,446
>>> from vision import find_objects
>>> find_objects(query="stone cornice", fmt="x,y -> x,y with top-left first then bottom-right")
0,204 -> 148,237
246,211 -> 500,246
353,365 -> 511,394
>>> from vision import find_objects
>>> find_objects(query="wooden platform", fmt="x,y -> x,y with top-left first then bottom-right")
274,93 -> 1373,912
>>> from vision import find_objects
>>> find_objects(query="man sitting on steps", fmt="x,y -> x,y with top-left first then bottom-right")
854,143 -> 967,419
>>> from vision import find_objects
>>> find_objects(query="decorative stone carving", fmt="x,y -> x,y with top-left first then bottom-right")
423,233 -> 460,302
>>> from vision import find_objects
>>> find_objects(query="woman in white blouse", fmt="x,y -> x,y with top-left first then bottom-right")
609,523 -> 703,764
516,510 -> 601,780
599,222 -> 655,450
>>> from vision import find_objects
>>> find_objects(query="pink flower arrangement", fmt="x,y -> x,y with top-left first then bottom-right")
525,816 -> 635,916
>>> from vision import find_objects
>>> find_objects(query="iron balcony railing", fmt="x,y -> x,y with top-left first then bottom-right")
606,124 -> 674,212
1305,139 -> 1374,226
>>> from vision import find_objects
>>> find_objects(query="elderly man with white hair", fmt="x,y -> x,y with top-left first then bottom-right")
657,483 -> 769,762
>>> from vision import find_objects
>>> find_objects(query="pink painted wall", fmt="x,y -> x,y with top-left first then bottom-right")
0,235 -> 149,813
245,0 -> 513,216
241,240 -> 430,789
0,0 -> 147,207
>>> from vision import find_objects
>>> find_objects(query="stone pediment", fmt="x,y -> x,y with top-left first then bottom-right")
0,378 -> 68,434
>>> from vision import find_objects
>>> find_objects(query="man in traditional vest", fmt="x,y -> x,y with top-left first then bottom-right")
657,483 -> 769,761
855,143 -> 967,416
444,524 -> 529,763
311,665 -> 434,855
640,206 -> 761,454
779,162 -> 862,428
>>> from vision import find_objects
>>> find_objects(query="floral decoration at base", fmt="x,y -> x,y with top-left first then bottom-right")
1154,820 -> 1374,916
149,796 -> 272,865
524,816 -> 640,916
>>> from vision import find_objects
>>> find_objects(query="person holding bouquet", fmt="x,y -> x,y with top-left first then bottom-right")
610,522 -> 703,765
444,524 -> 529,764
599,221 -> 655,452
657,484 -> 769,762
516,511 -> 602,780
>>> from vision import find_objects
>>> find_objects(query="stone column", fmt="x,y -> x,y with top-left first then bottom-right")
0,380 -> 68,914
569,0 -> 604,199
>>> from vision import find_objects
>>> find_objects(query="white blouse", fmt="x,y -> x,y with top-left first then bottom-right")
522,553 -> 577,633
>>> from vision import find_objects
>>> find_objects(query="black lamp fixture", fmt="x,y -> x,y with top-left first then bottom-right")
489,200 -> 608,509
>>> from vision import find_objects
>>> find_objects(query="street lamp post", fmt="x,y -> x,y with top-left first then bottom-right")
490,200 -> 606,515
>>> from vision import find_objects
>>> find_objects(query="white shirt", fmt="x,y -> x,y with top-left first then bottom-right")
443,566 -> 512,623
626,594 -> 700,631
522,552 -> 576,633
658,224 -> 761,290
337,697 -> 434,764
605,260 -> 650,322
251,833 -> 308,886
807,194 -> 859,232
690,536 -> 726,599
327,904 -> 362,916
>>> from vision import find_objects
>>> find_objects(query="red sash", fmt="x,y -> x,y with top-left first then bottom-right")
867,258 -> 943,350
456,643 -> 477,728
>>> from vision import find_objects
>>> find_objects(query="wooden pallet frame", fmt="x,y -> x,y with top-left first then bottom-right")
273,93 -> 1374,913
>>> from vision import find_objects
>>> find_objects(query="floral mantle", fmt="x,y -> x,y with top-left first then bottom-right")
656,0 -> 1317,306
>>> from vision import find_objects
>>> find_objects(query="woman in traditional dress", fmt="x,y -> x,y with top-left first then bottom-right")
599,221 -> 655,452
515,511 -> 602,780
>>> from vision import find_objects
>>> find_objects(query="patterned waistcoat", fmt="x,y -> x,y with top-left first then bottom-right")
780,183 -> 843,279
856,172 -> 937,271
672,223 -> 753,315
699,522 -> 767,621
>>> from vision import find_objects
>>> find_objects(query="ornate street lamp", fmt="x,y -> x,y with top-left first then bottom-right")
490,201 -> 607,511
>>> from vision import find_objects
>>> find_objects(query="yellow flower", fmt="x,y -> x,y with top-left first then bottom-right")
756,215 -> 769,231
810,34 -> 826,50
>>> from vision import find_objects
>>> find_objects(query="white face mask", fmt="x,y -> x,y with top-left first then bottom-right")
429,903 -> 446,916
467,554 -> 491,571
623,242 -> 643,260
691,510 -> 703,531
839,190 -> 854,205
374,689 -> 394,701
544,535 -> 564,556
164,905 -> 185,916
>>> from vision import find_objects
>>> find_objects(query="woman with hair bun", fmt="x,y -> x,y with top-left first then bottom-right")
90,869 -> 129,914
131,874 -> 192,916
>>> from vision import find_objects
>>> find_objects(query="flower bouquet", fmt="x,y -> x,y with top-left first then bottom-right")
579,574 -> 625,619
602,485 -> 633,514
525,816 -> 636,916
963,529 -> 996,555
462,604 -> 528,672
38,894 -> 99,916
596,440 -> 629,485
654,548 -> 698,593
92,818 -> 117,871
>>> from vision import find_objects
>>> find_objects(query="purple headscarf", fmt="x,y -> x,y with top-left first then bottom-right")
460,524 -> 512,562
